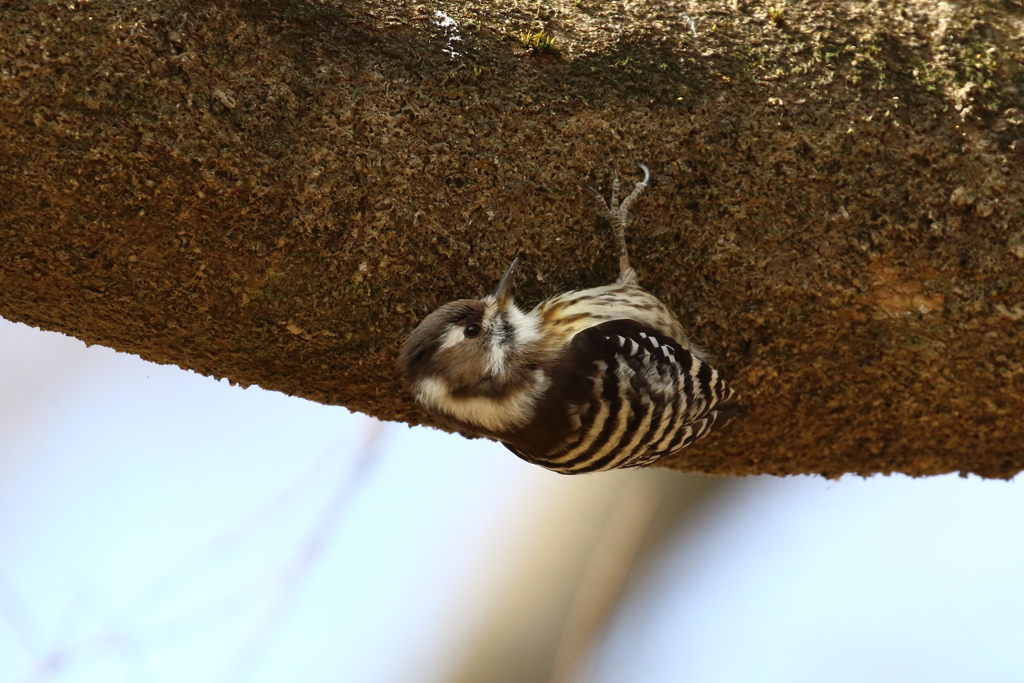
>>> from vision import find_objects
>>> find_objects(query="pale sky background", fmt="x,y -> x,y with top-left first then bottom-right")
2,316 -> 1023,683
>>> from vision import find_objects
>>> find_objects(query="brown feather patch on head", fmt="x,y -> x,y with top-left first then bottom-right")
398,299 -> 485,381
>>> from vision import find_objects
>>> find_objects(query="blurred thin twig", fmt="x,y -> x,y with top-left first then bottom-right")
224,419 -> 390,683
14,418 -> 388,683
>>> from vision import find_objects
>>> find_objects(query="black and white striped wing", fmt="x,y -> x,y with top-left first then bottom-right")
507,319 -> 740,474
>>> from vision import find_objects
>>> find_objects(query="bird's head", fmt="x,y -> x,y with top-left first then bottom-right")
398,258 -> 540,400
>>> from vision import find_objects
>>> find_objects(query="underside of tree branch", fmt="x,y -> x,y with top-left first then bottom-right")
2,0 -> 1022,477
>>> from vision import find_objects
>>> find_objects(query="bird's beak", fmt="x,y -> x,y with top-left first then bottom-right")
491,257 -> 519,309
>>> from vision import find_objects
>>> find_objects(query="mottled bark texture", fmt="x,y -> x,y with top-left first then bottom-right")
1,0 -> 1022,476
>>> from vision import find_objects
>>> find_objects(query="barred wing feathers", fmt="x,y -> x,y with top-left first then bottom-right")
505,319 -> 740,474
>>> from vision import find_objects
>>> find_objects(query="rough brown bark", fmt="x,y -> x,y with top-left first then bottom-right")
2,0 -> 1022,477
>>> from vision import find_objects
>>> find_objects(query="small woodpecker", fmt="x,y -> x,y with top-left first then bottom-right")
399,164 -> 741,474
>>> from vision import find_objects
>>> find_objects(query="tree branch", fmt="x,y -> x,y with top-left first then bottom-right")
2,0 -> 1022,476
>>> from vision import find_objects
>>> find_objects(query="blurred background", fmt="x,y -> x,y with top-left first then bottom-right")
2,315 -> 1023,683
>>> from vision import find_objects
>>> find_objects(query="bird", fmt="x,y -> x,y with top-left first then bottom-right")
398,164 -> 741,474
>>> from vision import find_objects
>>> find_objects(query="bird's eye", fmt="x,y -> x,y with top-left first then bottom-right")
464,323 -> 482,339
